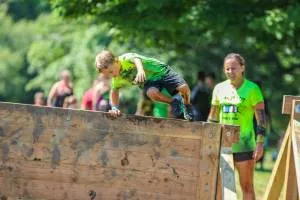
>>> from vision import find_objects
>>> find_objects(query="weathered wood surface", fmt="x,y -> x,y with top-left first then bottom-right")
0,102 -> 238,200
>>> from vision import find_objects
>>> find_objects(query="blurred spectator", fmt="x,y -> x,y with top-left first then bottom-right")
47,69 -> 73,107
205,72 -> 217,119
205,72 -> 216,91
81,79 -> 99,111
34,92 -> 45,106
190,71 -> 210,121
80,74 -> 110,111
92,74 -> 111,111
63,95 -> 78,109
81,86 -> 93,110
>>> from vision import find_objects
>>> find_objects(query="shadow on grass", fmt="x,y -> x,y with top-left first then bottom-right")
255,168 -> 272,173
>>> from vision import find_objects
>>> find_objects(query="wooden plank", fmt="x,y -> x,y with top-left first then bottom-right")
216,125 -> 238,200
292,100 -> 300,199
216,169 -> 222,200
0,147 -> 200,178
283,133 -> 298,200
0,160 -> 197,196
196,123 -> 222,200
0,102 -> 204,139
0,178 -> 193,200
282,95 -> 300,115
218,148 -> 236,200
0,102 -> 237,199
0,124 -> 201,160
263,123 -> 291,200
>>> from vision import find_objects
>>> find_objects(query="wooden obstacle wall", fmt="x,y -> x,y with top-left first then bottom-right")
0,102 -> 238,200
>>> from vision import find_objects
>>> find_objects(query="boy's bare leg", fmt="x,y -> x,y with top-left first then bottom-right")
146,87 -> 172,104
176,84 -> 191,105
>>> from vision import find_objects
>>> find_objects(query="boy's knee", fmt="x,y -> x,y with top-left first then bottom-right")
146,87 -> 160,100
177,84 -> 190,94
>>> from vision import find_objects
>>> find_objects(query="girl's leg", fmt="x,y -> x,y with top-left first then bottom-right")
235,159 -> 256,200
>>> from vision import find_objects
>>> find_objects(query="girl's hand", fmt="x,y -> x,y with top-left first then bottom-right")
253,142 -> 264,161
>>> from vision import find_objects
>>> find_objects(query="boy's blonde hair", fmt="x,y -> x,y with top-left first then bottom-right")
95,50 -> 116,70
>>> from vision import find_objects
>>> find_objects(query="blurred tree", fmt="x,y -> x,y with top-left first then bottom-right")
0,5 -> 37,103
26,14 -> 113,98
6,0 -> 50,21
50,0 -> 300,143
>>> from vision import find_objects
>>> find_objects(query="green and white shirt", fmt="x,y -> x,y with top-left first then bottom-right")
212,79 -> 264,153
112,53 -> 170,89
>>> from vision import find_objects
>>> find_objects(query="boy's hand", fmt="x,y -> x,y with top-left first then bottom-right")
134,70 -> 146,84
108,106 -> 121,118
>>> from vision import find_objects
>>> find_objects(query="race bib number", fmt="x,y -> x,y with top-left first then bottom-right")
223,105 -> 238,113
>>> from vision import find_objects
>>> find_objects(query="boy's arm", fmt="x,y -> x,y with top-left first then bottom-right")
109,89 -> 121,118
133,58 -> 146,83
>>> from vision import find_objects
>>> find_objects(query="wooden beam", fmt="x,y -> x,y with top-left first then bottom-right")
292,100 -> 300,199
196,123 -> 222,200
282,95 -> 300,115
216,124 -> 239,200
217,147 -> 236,200
263,123 -> 291,200
283,133 -> 298,200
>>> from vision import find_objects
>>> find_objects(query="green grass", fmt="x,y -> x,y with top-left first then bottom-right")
235,149 -> 283,200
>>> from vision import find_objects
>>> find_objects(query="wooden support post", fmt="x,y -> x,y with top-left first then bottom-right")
291,100 -> 300,199
263,123 -> 291,200
283,133 -> 298,200
218,147 -> 236,200
216,125 -> 239,200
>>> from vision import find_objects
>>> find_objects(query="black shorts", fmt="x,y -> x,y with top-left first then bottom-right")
143,69 -> 186,96
233,151 -> 253,162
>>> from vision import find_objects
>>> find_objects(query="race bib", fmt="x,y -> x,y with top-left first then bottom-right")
223,105 -> 238,113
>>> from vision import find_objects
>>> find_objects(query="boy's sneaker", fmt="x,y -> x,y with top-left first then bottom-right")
171,95 -> 183,118
183,104 -> 194,121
